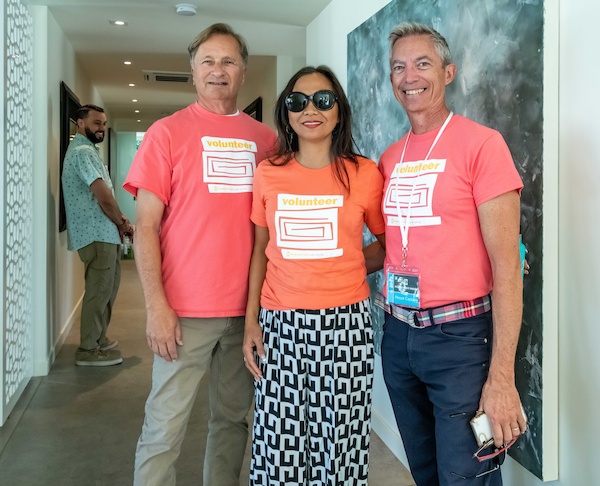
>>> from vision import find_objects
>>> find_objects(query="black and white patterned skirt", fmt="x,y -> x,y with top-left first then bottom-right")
249,299 -> 374,486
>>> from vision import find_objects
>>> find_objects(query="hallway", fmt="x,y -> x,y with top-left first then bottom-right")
0,260 -> 414,485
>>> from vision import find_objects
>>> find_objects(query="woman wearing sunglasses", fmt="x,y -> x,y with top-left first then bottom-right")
242,65 -> 385,485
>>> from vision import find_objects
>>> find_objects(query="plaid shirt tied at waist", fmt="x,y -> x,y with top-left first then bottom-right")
374,293 -> 491,329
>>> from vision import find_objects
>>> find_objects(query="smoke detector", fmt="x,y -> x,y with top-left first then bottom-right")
175,4 -> 197,16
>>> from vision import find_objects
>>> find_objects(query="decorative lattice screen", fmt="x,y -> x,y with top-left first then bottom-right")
2,0 -> 34,422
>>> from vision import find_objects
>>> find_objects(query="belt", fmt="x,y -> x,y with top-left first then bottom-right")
375,294 -> 491,329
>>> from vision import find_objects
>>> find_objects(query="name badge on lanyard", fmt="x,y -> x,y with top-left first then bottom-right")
386,264 -> 421,308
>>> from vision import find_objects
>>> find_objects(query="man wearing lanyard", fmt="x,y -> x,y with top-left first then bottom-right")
376,23 -> 526,485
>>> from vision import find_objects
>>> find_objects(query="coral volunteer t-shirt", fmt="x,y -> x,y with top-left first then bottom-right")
379,115 -> 523,309
124,102 -> 277,317
252,156 -> 385,310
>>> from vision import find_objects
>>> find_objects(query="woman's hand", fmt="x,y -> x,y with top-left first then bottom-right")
243,317 -> 265,380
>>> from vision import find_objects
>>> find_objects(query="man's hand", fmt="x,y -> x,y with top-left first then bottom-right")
145,303 -> 183,362
134,189 -> 177,360
479,373 -> 527,447
118,216 -> 134,242
243,224 -> 269,381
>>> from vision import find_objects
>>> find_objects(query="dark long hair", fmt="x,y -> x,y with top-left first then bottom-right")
272,65 -> 360,193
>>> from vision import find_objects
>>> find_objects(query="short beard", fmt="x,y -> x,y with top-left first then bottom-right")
85,127 -> 104,144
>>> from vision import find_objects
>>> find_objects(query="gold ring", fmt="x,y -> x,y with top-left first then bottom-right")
512,427 -> 520,431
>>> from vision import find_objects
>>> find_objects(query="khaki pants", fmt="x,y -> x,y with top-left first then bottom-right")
134,316 -> 254,486
77,241 -> 121,350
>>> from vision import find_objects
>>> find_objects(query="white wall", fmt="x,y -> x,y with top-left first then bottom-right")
539,0 -> 599,484
276,55 -> 306,96
306,0 -> 391,87
240,56 -> 278,130
308,0 -> 600,484
114,132 -> 138,224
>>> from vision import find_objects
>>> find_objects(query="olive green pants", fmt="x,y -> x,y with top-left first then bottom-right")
77,241 -> 121,350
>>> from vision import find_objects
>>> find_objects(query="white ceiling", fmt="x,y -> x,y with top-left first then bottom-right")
24,0 -> 332,130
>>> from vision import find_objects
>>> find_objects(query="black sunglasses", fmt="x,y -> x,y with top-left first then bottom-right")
285,90 -> 337,112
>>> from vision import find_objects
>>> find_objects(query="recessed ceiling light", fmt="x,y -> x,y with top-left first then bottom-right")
137,120 -> 141,122
134,110 -> 140,113
129,83 -> 135,87
132,99 -> 138,102
109,20 -> 128,26
124,61 -> 132,65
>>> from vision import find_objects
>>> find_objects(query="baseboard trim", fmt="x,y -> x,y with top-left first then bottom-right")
371,400 -> 409,466
32,295 -> 82,376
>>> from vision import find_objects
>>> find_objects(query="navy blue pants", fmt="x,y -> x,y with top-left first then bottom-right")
381,311 -> 503,486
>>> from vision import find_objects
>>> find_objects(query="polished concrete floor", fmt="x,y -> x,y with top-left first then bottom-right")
0,260 -> 415,485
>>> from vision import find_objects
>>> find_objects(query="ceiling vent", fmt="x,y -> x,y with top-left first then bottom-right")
143,70 -> 192,83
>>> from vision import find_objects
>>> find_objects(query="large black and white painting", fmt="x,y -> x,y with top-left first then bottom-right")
348,0 -> 550,479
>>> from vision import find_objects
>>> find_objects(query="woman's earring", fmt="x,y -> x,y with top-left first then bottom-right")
332,124 -> 339,140
286,125 -> 295,147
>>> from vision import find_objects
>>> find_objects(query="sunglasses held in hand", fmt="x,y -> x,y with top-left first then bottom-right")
285,90 -> 337,112
473,437 -> 517,462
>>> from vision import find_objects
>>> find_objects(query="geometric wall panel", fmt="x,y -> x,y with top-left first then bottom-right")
2,0 -> 34,424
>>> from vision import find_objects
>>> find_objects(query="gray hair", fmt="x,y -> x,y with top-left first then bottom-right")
188,23 -> 248,66
389,22 -> 452,67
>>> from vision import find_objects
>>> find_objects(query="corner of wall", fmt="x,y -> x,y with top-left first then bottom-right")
31,4 -> 52,377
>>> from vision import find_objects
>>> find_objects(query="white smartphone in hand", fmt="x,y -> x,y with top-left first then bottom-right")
470,412 -> 494,448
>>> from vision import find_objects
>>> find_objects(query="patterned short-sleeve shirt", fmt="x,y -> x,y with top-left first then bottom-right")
62,133 -> 121,251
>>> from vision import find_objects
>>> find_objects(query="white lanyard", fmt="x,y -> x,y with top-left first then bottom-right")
395,112 -> 453,266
